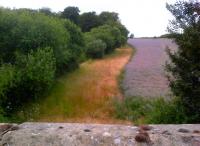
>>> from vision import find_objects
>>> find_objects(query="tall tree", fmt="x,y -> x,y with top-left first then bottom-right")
166,0 -> 200,122
61,6 -> 80,24
79,12 -> 101,32
39,7 -> 54,16
99,12 -> 119,24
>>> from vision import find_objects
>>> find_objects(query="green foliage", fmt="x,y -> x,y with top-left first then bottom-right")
146,98 -> 187,124
0,8 -> 69,59
114,97 -> 187,124
99,12 -> 119,24
166,1 -> 200,122
61,6 -> 80,25
86,25 -> 115,53
98,12 -> 129,40
0,7 -> 129,121
160,33 -> 176,38
63,19 -> 86,63
1,47 -> 56,114
79,12 -> 101,32
16,47 -> 56,92
0,8 -> 85,75
109,21 -> 129,38
0,64 -> 19,119
86,39 -> 106,58
39,7 -> 55,16
114,97 -> 149,121
0,64 -> 17,100
84,23 -> 128,58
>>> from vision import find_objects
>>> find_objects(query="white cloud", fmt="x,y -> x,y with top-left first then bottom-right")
0,0 -> 177,37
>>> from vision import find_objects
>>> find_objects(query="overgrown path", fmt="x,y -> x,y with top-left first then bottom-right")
123,38 -> 177,98
29,47 -> 132,124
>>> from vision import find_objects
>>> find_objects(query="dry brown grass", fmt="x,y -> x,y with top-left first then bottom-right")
36,47 -> 132,124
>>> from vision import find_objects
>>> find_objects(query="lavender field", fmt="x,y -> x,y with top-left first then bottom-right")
123,38 -> 178,98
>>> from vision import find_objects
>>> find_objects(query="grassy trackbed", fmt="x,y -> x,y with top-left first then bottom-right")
26,47 -> 133,124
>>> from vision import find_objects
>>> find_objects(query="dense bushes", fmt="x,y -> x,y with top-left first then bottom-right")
1,9 -> 66,72
63,19 -> 86,64
86,39 -> 106,58
0,8 -> 86,75
0,64 -> 17,99
0,8 -> 86,118
84,24 -> 128,58
1,48 -> 56,114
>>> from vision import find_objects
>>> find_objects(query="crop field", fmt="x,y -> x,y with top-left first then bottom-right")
123,38 -> 177,98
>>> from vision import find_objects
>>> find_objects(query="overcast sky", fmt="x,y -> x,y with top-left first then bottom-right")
0,0 -> 178,37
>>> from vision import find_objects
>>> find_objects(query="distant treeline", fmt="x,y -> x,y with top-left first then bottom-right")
0,7 -> 129,121
160,33 -> 177,38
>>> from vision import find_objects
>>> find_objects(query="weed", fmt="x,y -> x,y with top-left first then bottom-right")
114,96 -> 187,124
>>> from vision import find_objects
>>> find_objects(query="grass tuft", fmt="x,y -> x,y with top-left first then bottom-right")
114,96 -> 187,124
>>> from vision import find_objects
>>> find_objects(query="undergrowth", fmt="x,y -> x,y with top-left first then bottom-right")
114,96 -> 188,124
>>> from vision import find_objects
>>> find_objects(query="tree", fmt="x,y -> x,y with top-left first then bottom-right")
61,6 -> 80,24
39,7 -> 54,16
79,12 -> 101,32
129,33 -> 134,38
99,12 -> 119,24
166,0 -> 200,122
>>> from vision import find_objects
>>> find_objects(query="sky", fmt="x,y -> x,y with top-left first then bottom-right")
0,0 -> 178,37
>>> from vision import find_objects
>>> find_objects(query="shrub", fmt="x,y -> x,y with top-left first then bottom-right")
1,47 -> 56,113
86,39 -> 106,58
0,64 -> 19,119
85,25 -> 115,53
0,64 -> 17,101
146,98 -> 187,124
84,24 -> 128,58
107,21 -> 129,45
114,97 -> 150,121
63,19 -> 86,65
16,47 -> 56,94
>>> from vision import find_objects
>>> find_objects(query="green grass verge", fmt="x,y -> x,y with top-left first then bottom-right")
114,96 -> 187,124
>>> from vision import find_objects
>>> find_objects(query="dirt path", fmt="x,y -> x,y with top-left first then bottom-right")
123,38 -> 177,98
28,47 -> 132,124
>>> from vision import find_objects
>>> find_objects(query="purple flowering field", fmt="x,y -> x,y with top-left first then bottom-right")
123,38 -> 178,98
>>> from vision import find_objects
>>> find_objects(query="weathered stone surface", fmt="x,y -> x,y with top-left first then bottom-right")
0,123 -> 200,146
